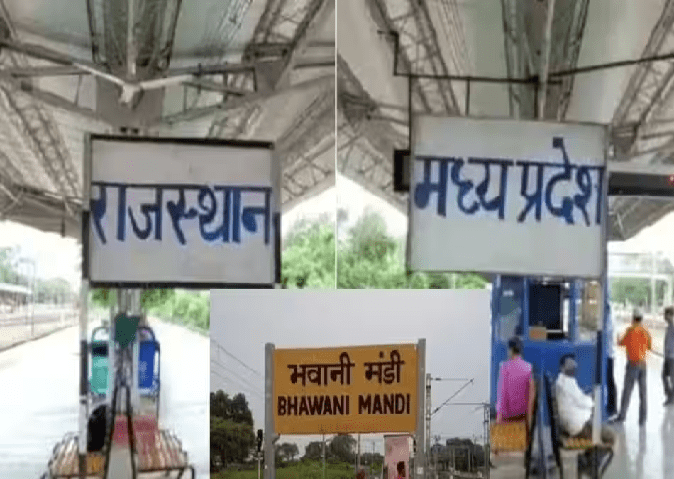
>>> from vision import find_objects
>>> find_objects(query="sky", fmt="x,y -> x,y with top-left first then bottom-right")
210,288 -> 492,455
0,220 -> 80,288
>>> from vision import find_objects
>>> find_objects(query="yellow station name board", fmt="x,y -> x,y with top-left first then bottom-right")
273,343 -> 418,435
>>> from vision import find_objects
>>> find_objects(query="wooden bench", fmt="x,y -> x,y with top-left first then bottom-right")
545,374 -> 614,478
490,385 -> 539,479
561,436 -> 595,450
490,419 -> 529,454
46,434 -> 105,478
137,429 -> 193,477
115,415 -> 194,477
45,416 -> 194,479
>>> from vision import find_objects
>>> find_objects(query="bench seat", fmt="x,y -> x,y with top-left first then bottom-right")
137,429 -> 190,471
47,435 -> 105,477
561,435 -> 594,450
490,420 -> 528,453
113,415 -> 191,472
46,417 -> 194,478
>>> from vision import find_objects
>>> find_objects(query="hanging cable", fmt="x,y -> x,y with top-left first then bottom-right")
211,369 -> 264,400
431,379 -> 474,416
210,357 -> 264,395
211,339 -> 262,376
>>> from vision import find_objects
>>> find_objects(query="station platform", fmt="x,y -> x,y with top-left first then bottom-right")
491,352 -> 673,478
0,317 -> 208,479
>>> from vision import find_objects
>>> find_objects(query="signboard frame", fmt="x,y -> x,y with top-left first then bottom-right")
82,133 -> 282,289
406,114 -> 609,281
270,342 -> 422,436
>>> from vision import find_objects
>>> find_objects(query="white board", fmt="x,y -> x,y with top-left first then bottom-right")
408,116 -> 607,278
85,136 -> 280,287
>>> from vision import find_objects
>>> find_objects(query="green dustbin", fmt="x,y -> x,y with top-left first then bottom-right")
90,342 -> 109,395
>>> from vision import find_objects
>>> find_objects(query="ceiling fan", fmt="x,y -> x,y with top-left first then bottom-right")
75,63 -> 193,106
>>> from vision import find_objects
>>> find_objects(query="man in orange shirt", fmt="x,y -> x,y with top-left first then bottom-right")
615,309 -> 652,426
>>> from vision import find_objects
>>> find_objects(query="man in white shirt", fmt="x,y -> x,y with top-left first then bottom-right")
555,354 -> 615,445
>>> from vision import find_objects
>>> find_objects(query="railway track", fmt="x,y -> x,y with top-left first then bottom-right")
0,309 -> 76,327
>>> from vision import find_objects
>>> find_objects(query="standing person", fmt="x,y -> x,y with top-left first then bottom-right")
496,337 -> 536,427
606,307 -> 618,417
615,309 -> 652,426
663,306 -> 674,406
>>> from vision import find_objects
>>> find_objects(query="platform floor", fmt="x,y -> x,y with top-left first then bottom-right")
0,318 -> 208,479
491,352 -> 674,479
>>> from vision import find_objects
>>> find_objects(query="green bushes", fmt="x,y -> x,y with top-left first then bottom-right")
282,218 -> 336,289
149,290 -> 209,332
338,210 -> 487,289
90,289 -> 209,332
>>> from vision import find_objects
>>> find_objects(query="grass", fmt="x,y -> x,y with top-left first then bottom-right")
212,461 -> 361,479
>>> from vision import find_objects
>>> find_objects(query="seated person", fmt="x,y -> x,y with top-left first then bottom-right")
87,404 -> 109,452
555,354 -> 615,445
496,336 -> 535,426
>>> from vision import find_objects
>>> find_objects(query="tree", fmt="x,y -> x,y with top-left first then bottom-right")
210,390 -> 257,472
361,452 -> 384,475
0,247 -> 20,283
610,277 -> 651,306
90,288 -> 176,310
230,392 -> 254,426
328,434 -> 356,463
36,278 -> 74,304
210,390 -> 232,420
338,210 -> 487,290
210,417 -> 255,469
0,246 -> 75,304
210,390 -> 254,425
304,441 -> 323,460
337,210 -> 406,288
443,438 -> 485,472
282,215 -> 335,288
156,290 -> 209,329
277,442 -> 299,463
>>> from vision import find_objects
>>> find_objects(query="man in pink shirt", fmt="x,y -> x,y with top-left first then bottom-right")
496,336 -> 536,427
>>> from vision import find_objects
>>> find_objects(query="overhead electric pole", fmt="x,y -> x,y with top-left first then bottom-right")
357,433 -> 361,472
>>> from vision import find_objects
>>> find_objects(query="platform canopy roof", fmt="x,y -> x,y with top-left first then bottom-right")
0,282 -> 31,295
338,0 -> 674,242
0,0 -> 335,238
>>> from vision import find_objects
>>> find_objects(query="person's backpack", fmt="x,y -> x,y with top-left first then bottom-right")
87,404 -> 109,452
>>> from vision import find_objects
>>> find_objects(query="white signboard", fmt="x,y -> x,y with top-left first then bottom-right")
84,136 -> 280,287
408,116 -> 607,278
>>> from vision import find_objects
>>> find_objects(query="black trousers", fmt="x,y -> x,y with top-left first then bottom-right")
663,358 -> 674,400
607,357 -> 617,416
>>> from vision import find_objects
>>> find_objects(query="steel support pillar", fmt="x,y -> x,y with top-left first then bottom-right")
264,343 -> 276,479
415,339 -> 427,479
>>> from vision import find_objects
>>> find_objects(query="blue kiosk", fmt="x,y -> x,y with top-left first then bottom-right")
489,275 -> 611,425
